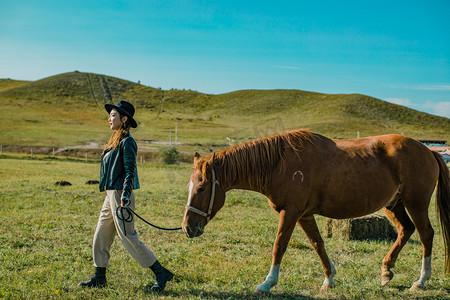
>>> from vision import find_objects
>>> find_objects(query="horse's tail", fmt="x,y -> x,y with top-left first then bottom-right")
432,151 -> 450,274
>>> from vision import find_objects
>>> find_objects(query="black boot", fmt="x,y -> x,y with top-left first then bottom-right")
147,261 -> 173,292
79,267 -> 107,288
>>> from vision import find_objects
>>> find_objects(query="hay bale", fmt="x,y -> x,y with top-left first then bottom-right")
325,214 -> 397,241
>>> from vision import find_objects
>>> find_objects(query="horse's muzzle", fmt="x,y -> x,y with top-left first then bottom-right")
182,224 -> 204,238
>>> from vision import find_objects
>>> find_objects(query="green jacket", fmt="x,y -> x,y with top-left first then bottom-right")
99,135 -> 140,203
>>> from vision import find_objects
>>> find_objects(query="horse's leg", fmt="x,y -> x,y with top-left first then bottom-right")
256,208 -> 298,294
405,205 -> 434,290
381,203 -> 415,286
298,215 -> 336,291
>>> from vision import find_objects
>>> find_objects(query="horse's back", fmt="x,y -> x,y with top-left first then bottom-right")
334,133 -> 435,167
335,133 -> 410,157
312,134 -> 438,218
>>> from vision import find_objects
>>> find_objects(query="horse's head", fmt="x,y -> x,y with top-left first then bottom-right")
182,152 -> 225,238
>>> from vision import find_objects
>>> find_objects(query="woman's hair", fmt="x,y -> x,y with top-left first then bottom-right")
103,111 -> 131,153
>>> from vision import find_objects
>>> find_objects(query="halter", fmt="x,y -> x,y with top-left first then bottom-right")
186,168 -> 219,222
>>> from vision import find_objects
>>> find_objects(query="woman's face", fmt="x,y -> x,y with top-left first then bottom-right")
108,109 -> 128,130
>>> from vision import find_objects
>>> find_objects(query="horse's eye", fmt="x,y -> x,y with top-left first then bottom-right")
198,187 -> 205,193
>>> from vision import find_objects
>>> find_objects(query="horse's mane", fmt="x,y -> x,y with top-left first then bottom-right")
199,129 -> 314,193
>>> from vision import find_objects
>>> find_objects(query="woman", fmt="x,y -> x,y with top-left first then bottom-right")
79,100 -> 173,292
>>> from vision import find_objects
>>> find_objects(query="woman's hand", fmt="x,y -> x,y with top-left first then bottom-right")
121,199 -> 129,207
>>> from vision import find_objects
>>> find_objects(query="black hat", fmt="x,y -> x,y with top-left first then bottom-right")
105,100 -> 138,128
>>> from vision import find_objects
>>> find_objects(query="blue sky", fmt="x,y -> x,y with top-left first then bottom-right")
1,0 -> 449,117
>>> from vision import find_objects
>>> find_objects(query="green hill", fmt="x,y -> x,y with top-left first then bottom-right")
1,71 -> 449,151
0,78 -> 30,92
0,71 -> 143,104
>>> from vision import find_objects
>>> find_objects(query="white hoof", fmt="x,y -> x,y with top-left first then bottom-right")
256,265 -> 279,294
255,280 -> 276,294
410,281 -> 425,291
410,256 -> 431,291
320,261 -> 336,292
255,286 -> 271,294
320,278 -> 335,292
320,283 -> 333,292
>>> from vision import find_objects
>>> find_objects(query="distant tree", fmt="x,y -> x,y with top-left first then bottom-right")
161,147 -> 180,164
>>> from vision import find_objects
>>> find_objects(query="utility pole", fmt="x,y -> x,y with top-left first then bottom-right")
175,121 -> 178,145
158,91 -> 165,118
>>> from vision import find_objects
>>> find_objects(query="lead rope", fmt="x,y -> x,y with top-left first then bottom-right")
116,206 -> 182,236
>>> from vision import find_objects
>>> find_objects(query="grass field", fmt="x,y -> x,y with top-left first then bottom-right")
1,156 -> 449,299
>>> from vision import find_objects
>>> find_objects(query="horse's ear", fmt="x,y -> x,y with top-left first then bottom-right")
194,152 -> 200,164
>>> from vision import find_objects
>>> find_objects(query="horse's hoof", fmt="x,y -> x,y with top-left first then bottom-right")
380,271 -> 394,287
320,281 -> 335,292
255,280 -> 276,294
320,284 -> 332,293
410,281 -> 425,291
381,276 -> 391,287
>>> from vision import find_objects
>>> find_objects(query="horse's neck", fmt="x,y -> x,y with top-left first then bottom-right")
217,152 -> 271,195
218,169 -> 267,195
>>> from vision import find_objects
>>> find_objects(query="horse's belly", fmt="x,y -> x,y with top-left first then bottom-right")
318,195 -> 393,219
317,172 -> 399,219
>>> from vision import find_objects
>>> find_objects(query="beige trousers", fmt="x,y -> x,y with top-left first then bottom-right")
92,190 -> 157,268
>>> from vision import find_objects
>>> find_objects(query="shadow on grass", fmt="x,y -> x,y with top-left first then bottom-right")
382,284 -> 450,300
154,289 -> 320,299
384,284 -> 411,292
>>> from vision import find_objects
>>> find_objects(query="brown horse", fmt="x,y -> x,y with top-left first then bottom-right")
181,129 -> 450,293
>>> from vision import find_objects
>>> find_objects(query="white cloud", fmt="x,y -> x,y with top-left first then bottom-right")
385,97 -> 413,107
423,101 -> 450,118
385,98 -> 450,119
413,85 -> 450,91
387,84 -> 450,91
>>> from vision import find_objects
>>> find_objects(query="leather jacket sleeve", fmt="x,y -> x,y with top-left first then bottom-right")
121,137 -> 138,204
